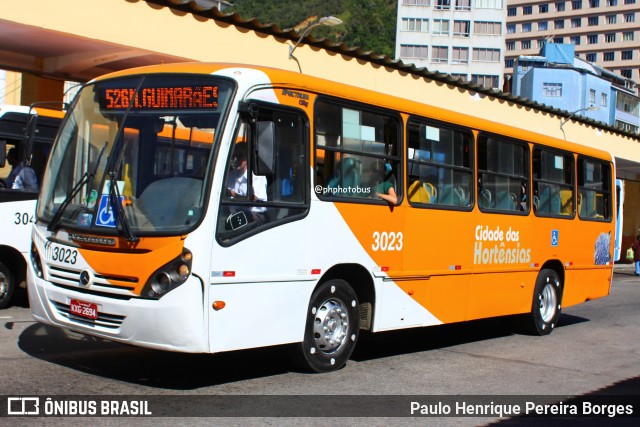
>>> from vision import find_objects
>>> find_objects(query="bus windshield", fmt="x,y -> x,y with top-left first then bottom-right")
37,75 -> 234,236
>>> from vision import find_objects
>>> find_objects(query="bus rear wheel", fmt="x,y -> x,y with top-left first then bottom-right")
294,279 -> 360,373
0,261 -> 15,310
522,268 -> 562,335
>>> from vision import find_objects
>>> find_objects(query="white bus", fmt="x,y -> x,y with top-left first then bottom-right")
0,104 -> 64,308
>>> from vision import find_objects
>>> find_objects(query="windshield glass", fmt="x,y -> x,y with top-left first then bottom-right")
37,74 -> 234,235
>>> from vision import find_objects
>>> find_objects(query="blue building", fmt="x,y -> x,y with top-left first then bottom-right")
511,44 -> 640,134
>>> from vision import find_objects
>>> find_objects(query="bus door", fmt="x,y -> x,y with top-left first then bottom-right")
210,101 -> 311,352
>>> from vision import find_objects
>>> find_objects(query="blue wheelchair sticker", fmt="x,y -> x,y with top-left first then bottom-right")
95,194 -> 123,228
551,230 -> 559,247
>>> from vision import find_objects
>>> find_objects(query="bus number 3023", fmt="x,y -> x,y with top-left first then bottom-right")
372,231 -> 403,252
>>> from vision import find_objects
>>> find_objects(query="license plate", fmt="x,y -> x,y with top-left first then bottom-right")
69,299 -> 98,320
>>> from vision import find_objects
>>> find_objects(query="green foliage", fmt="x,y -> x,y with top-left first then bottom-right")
229,0 -> 397,57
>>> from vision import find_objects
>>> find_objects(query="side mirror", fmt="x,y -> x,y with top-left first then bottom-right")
254,121 -> 275,176
23,114 -> 38,163
0,140 -> 6,167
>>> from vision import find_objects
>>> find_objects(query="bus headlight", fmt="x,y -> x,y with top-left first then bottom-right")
30,241 -> 43,279
142,248 -> 193,299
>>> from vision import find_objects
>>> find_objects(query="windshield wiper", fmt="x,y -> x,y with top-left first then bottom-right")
108,169 -> 138,242
47,142 -> 108,233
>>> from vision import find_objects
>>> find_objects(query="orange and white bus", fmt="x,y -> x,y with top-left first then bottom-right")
28,63 -> 615,372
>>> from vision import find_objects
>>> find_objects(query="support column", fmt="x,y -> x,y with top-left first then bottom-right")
20,72 -> 64,106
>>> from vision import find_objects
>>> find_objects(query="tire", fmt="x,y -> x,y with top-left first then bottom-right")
0,261 -> 15,310
293,279 -> 360,373
521,268 -> 562,335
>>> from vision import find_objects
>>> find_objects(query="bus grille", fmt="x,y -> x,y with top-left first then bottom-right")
51,301 -> 126,329
47,265 -> 138,298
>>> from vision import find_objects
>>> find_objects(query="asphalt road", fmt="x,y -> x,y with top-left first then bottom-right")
1,266 -> 639,426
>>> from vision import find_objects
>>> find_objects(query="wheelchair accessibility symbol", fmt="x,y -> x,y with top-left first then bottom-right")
96,194 -> 123,228
551,230 -> 559,247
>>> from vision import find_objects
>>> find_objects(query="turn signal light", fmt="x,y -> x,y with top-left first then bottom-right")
212,301 -> 226,311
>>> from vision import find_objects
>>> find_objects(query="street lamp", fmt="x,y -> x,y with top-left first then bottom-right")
560,105 -> 599,132
288,16 -> 343,72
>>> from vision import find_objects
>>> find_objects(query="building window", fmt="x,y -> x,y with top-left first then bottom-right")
554,37 -> 564,44
622,50 -> 633,60
508,7 -> 517,16
506,41 -> 515,50
540,3 -> 549,12
522,40 -> 532,49
572,18 -> 582,27
625,13 -> 635,22
586,53 -> 597,61
539,21 -> 548,31
451,73 -> 468,82
522,23 -> 532,32
402,0 -> 431,4
601,93 -> 608,108
589,89 -> 596,103
555,20 -> 565,29
455,0 -> 471,9
400,45 -> 429,59
453,20 -> 471,37
471,75 -> 500,89
523,5 -> 533,14
473,0 -> 504,8
589,0 -> 600,6
606,15 -> 617,24
603,51 -> 615,61
624,0 -> 635,4
433,19 -> 450,35
432,46 -> 449,63
402,18 -> 429,32
588,16 -> 599,26
543,83 -> 563,97
475,21 -> 502,35
607,0 -> 617,5
435,0 -> 451,9
556,1 -> 566,11
505,59 -> 514,68
507,24 -> 516,34
605,33 -> 616,42
473,48 -> 501,62
452,47 -> 469,63
572,0 -> 583,9
588,34 -> 598,44
621,69 -> 632,78
623,31 -> 634,41
571,36 -> 581,45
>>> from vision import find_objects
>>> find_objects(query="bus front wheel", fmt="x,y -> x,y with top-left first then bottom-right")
294,279 -> 360,373
522,268 -> 562,335
0,261 -> 15,310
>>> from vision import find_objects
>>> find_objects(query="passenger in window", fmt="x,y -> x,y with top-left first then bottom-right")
227,142 -> 268,224
520,181 -> 528,211
4,148 -> 38,191
375,162 -> 398,205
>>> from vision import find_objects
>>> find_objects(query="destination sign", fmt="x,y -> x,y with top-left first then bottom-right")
101,86 -> 219,110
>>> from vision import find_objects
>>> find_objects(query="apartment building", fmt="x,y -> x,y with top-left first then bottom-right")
395,0 -> 507,89
505,0 -> 640,92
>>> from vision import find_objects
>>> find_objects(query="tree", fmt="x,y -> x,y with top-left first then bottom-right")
229,0 -> 397,57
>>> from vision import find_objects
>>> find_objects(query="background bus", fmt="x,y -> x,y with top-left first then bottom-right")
27,64 -> 616,373
0,104 -> 64,308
